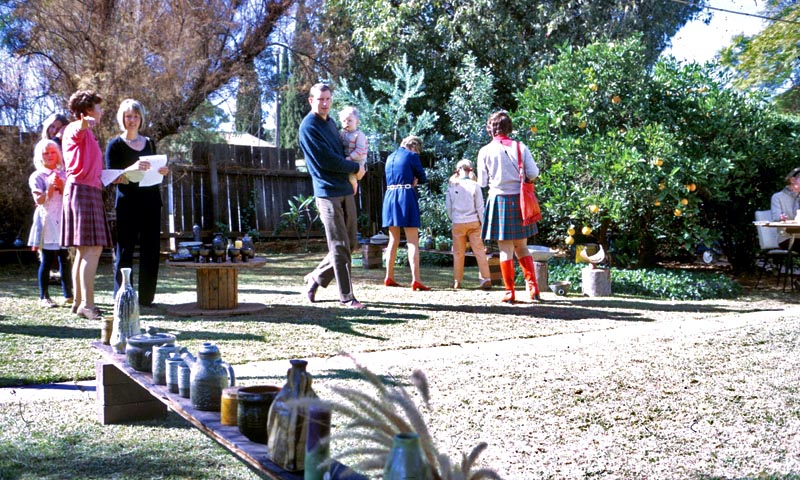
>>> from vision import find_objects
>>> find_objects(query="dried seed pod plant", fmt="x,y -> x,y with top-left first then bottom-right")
295,354 -> 502,480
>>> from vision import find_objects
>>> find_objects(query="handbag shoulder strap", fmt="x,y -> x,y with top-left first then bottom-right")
496,139 -> 523,178
516,141 -> 524,181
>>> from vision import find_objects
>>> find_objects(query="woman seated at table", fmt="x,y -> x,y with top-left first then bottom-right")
771,166 -> 800,250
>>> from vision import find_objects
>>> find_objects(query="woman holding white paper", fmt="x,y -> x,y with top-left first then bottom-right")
105,99 -> 168,307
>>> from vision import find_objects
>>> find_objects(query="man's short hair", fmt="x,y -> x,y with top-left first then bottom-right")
309,83 -> 331,98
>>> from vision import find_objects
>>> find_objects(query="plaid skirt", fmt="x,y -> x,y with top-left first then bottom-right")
61,182 -> 112,247
482,193 -> 538,241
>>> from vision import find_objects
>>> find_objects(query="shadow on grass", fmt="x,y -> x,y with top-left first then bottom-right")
163,303 -> 419,342
366,299 -> 651,322
0,412 -> 245,480
0,321 -> 99,339
364,295 -> 784,322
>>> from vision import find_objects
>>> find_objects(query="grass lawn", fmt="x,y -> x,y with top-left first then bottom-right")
1,252 -> 799,479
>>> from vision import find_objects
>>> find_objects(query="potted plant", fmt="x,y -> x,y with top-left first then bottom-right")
435,235 -> 451,252
421,228 -> 435,250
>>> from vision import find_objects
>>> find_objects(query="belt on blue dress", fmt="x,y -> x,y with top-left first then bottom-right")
387,184 -> 414,190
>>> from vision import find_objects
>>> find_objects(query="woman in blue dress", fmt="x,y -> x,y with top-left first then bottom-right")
382,135 -> 430,290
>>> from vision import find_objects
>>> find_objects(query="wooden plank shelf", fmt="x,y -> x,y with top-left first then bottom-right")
92,342 -> 302,480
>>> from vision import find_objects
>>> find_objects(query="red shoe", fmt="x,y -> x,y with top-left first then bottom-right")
411,281 -> 431,291
384,278 -> 402,287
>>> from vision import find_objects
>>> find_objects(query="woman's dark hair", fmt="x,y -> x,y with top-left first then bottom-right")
68,90 -> 103,117
486,110 -> 512,137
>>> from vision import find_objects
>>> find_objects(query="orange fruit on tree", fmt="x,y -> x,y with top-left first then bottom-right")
565,235 -> 575,245
654,200 -> 661,206
530,126 -> 538,134
674,209 -> 682,217
589,83 -> 598,92
688,183 -> 697,192
612,95 -> 622,104
578,120 -> 587,129
653,158 -> 664,167
567,226 -> 576,236
658,182 -> 665,190
680,198 -> 689,206
581,226 -> 592,236
588,204 -> 599,214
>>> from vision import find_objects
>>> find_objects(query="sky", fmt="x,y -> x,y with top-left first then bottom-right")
662,0 -> 767,63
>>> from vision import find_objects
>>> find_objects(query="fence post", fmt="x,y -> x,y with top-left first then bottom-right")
167,171 -> 175,252
209,152 -> 220,230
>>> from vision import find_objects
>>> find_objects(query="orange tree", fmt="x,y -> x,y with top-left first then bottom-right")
513,38 -> 800,272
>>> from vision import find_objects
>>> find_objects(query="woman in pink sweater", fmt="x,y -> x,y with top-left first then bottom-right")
61,90 -> 112,320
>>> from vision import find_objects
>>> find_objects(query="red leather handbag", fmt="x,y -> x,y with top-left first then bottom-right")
517,141 -> 542,225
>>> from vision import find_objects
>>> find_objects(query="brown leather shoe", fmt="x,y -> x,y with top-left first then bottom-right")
304,274 -> 319,303
341,299 -> 365,309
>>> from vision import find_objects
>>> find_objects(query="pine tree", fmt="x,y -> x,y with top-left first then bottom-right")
235,59 -> 263,138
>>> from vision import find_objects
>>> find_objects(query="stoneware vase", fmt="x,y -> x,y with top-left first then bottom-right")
383,432 -> 431,480
110,267 -> 140,354
267,359 -> 318,472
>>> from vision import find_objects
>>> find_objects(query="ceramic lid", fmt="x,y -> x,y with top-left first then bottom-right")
128,326 -> 176,348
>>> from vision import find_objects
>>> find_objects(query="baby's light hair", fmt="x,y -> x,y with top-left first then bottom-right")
339,106 -> 359,122
33,139 -> 63,171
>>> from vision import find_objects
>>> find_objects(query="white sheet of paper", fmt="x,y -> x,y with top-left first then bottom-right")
101,169 -> 125,187
137,155 -> 167,187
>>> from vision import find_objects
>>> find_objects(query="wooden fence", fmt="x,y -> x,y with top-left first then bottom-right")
161,143 -> 417,243
164,143 -> 309,240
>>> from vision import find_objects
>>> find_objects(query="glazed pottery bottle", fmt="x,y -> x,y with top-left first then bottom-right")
304,405 -> 331,480
212,233 -> 226,262
384,432 -> 431,480
181,342 -> 235,411
267,359 -> 318,472
110,267 -> 140,354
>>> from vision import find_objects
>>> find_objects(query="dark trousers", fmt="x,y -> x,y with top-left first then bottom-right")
38,248 -> 72,299
114,202 -> 162,305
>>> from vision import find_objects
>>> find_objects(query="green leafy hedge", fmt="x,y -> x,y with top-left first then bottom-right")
545,258 -> 741,301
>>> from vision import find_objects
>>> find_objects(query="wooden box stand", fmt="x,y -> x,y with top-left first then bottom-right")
197,267 -> 238,309
361,244 -> 383,270
96,360 -> 167,425
487,257 -> 502,283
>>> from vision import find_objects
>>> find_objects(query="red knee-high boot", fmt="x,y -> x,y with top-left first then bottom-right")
518,255 -> 541,301
500,259 -> 516,303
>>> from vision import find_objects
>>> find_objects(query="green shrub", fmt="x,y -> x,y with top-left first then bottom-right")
546,257 -> 741,301
513,37 -> 800,272
396,248 -> 452,267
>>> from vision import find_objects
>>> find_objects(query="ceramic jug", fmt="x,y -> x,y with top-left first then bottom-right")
181,342 -> 236,411
267,359 -> 318,472
110,268 -> 140,354
152,343 -> 180,385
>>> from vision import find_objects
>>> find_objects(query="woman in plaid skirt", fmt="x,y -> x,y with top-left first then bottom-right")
476,110 -> 541,303
61,90 -> 112,320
